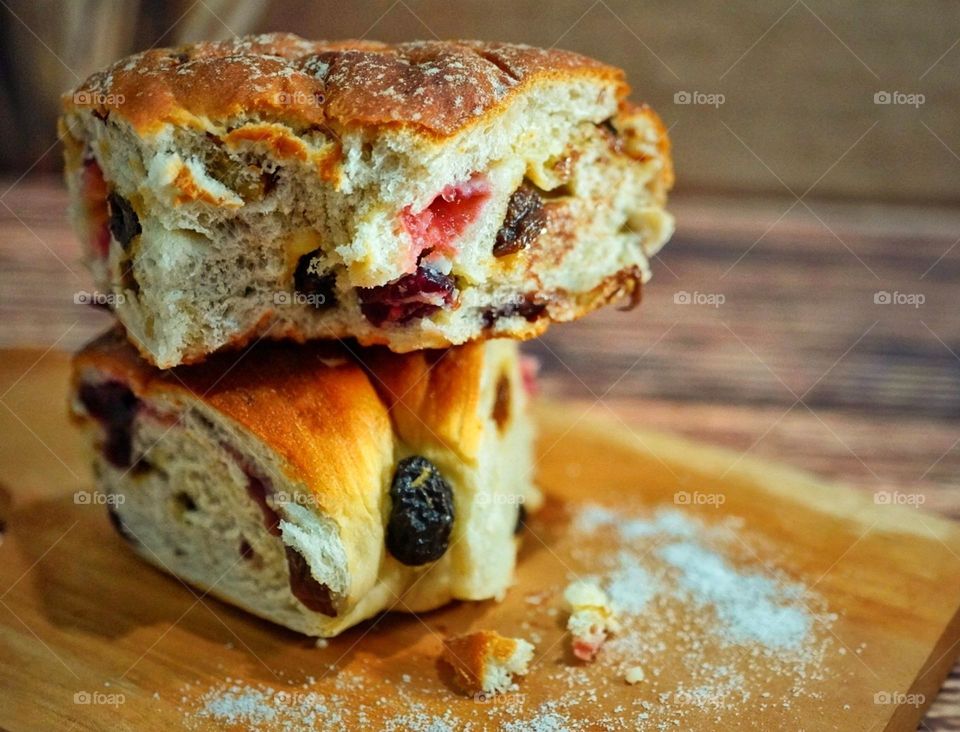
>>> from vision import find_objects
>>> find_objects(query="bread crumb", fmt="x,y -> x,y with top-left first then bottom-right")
563,580 -> 620,661
442,630 -> 534,695
314,638 -> 329,649
625,666 -> 645,684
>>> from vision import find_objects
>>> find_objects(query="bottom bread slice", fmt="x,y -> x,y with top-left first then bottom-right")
70,329 -> 539,637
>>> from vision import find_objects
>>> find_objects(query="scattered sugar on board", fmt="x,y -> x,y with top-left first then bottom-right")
177,503 -> 842,730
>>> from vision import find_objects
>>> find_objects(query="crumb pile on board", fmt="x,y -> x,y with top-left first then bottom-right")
178,503 -> 845,731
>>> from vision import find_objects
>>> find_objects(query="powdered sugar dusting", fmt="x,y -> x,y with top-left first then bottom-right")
177,502 -> 846,730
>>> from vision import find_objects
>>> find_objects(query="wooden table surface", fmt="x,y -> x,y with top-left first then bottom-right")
2,177 -> 959,729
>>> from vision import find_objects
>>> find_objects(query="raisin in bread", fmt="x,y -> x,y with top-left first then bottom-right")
69,328 -> 538,637
61,34 -> 674,368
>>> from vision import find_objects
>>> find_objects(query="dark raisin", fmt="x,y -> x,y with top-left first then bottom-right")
598,118 -> 623,153
285,546 -> 336,615
220,443 -> 283,537
359,266 -> 457,326
492,373 -> 511,432
240,538 -> 256,560
78,381 -> 140,468
386,456 -> 455,566
515,504 -> 527,535
481,297 -> 547,329
599,118 -> 618,136
174,491 -> 197,513
293,249 -> 337,309
131,458 -> 152,475
107,192 -> 141,249
493,184 -> 545,257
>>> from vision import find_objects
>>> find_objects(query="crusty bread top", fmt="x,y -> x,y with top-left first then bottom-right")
71,329 -> 493,493
62,33 -> 627,137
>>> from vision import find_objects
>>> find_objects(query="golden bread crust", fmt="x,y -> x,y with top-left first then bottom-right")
442,630 -> 525,694
63,33 -> 627,137
71,329 -> 393,520
361,342 -> 489,464
71,329 -> 498,514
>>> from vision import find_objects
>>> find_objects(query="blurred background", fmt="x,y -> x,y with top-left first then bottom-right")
0,1 -> 959,725
2,6 -> 960,508
3,0 -> 960,199
2,0 -> 959,504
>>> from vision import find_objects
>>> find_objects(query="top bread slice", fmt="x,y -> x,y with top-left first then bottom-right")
61,34 -> 673,368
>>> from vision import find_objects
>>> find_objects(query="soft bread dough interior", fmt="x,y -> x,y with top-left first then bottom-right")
62,77 -> 672,367
75,339 -> 537,637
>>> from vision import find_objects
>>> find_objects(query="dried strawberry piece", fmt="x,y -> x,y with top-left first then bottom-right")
358,266 -> 457,326
519,355 -> 540,397
81,158 -> 111,258
401,174 -> 490,267
107,192 -> 141,249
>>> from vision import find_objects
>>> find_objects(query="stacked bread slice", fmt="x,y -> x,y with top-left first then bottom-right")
62,35 -> 673,637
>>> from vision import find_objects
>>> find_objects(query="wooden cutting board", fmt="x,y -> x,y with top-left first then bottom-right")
1,349 -> 960,731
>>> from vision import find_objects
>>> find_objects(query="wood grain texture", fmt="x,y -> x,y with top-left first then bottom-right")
0,179 -> 959,727
2,354 -> 960,731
